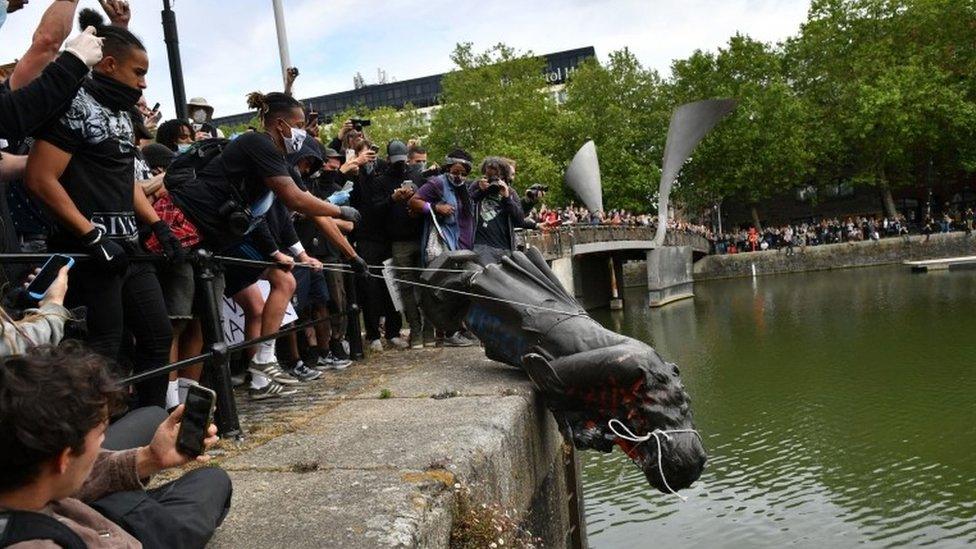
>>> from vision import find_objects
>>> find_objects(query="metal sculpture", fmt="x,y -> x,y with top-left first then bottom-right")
564,140 -> 603,214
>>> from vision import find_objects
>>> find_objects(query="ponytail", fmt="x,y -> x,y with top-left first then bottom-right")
246,91 -> 302,125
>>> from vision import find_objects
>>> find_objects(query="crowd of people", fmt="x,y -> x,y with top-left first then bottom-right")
529,204 -> 713,236
0,2 -> 577,545
710,211 -> 975,254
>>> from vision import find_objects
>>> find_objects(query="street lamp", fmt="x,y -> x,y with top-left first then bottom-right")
271,0 -> 292,89
161,0 -> 188,120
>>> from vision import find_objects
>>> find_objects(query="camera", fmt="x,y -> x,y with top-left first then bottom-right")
350,118 -> 371,132
487,176 -> 505,194
218,199 -> 252,236
525,183 -> 548,202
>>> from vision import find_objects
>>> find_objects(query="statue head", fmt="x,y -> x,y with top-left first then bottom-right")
530,341 -> 706,494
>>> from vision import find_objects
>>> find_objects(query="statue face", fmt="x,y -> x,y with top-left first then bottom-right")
561,344 -> 707,493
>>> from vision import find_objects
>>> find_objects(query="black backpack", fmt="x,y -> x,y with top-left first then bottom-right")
162,137 -> 230,193
0,510 -> 86,548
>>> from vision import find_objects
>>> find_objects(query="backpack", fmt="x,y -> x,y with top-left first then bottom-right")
0,510 -> 86,548
162,137 -> 230,193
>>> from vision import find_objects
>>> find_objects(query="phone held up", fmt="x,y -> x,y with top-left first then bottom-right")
176,383 -> 217,457
25,254 -> 74,301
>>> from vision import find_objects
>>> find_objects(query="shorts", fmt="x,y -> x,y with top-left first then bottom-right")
220,240 -> 266,297
159,260 -> 226,321
292,267 -> 330,312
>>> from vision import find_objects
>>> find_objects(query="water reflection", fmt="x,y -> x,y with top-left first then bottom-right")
584,266 -> 976,548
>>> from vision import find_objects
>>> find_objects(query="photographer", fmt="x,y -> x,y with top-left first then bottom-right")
25,10 -> 180,409
0,343 -> 231,548
469,156 -> 528,264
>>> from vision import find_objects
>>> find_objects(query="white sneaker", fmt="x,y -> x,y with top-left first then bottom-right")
387,337 -> 409,350
369,339 -> 384,352
249,361 -> 300,386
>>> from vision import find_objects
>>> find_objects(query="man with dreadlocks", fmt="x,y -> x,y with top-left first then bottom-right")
25,9 -> 182,409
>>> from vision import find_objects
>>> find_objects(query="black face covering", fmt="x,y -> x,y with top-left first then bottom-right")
85,72 -> 143,111
320,170 -> 343,187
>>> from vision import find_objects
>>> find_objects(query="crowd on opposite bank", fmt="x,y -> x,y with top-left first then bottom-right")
528,204 -> 713,237
710,210 -> 976,255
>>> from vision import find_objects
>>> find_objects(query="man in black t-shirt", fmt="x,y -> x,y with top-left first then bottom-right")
25,18 -> 182,409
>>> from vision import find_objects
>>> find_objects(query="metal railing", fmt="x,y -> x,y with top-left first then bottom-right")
521,225 -> 711,259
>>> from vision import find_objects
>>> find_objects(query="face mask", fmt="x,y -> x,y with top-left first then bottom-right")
449,173 -> 465,185
87,72 -> 143,110
281,126 -> 307,153
177,143 -> 192,153
191,109 -> 208,124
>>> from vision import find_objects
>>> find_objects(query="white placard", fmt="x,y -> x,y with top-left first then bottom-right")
383,258 -> 404,313
221,280 -> 298,344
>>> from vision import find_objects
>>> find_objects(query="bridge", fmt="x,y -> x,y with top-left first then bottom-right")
521,226 -> 711,309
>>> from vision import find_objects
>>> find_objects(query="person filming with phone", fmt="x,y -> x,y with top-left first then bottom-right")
0,343 -> 232,548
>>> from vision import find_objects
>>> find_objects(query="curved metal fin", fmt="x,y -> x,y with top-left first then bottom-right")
653,99 -> 737,245
565,140 -> 603,214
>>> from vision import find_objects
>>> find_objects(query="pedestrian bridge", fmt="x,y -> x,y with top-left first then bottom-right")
521,226 -> 711,309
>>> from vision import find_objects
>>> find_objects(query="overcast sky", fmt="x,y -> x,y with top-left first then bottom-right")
0,0 -> 811,120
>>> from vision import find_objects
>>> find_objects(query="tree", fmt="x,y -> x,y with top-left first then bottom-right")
557,49 -> 670,212
427,43 -> 562,196
322,103 -> 430,150
669,34 -> 814,228
784,0 -> 976,218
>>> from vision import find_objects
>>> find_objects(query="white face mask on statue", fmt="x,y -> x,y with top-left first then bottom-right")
283,127 -> 307,153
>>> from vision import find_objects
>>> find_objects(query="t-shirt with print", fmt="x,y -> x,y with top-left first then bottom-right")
38,86 -> 138,248
475,194 -> 510,250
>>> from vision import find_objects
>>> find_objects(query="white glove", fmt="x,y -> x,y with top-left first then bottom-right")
64,27 -> 104,68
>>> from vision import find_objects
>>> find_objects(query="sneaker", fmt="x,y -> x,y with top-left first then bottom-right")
249,361 -> 300,386
290,361 -> 322,382
329,339 -> 350,361
249,380 -> 299,400
387,337 -> 409,350
409,333 -> 423,350
461,331 -> 480,344
321,351 -> 351,370
313,352 -> 335,371
369,339 -> 384,352
442,332 -> 474,347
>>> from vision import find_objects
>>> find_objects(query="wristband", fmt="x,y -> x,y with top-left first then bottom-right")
288,242 -> 306,256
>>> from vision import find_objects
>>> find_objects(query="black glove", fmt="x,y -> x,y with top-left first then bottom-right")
339,206 -> 361,225
347,255 -> 368,277
151,220 -> 185,262
82,227 -> 128,273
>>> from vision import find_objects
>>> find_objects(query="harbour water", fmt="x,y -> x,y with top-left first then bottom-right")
584,265 -> 976,548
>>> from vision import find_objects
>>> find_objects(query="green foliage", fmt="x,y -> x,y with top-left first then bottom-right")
428,43 -> 562,197
322,103 -> 430,150
558,50 -> 670,211
218,116 -> 262,138
668,34 -> 815,213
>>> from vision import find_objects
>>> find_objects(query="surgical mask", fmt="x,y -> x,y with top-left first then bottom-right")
191,109 -> 207,124
449,173 -> 465,185
282,126 -> 307,153
177,143 -> 192,153
0,0 -> 7,30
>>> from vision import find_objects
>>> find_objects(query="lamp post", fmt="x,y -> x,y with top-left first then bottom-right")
161,0 -> 188,120
271,0 -> 292,89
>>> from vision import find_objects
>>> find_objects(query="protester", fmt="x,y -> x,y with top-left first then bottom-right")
25,9 -> 182,409
167,91 -> 364,399
0,343 -> 231,548
154,119 -> 194,153
186,96 -> 222,139
408,149 -> 476,347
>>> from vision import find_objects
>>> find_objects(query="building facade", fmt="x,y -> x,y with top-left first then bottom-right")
212,47 -> 596,128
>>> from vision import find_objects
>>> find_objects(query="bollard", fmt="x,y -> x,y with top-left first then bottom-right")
194,250 -> 242,440
343,270 -> 365,360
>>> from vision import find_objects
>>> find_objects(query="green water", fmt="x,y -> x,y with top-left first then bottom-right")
583,265 -> 976,548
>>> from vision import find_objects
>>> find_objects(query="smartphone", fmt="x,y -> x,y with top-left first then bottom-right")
176,383 -> 216,457
401,180 -> 417,191
151,102 -> 160,113
306,111 -> 319,126
345,149 -> 356,163
26,254 -> 74,301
